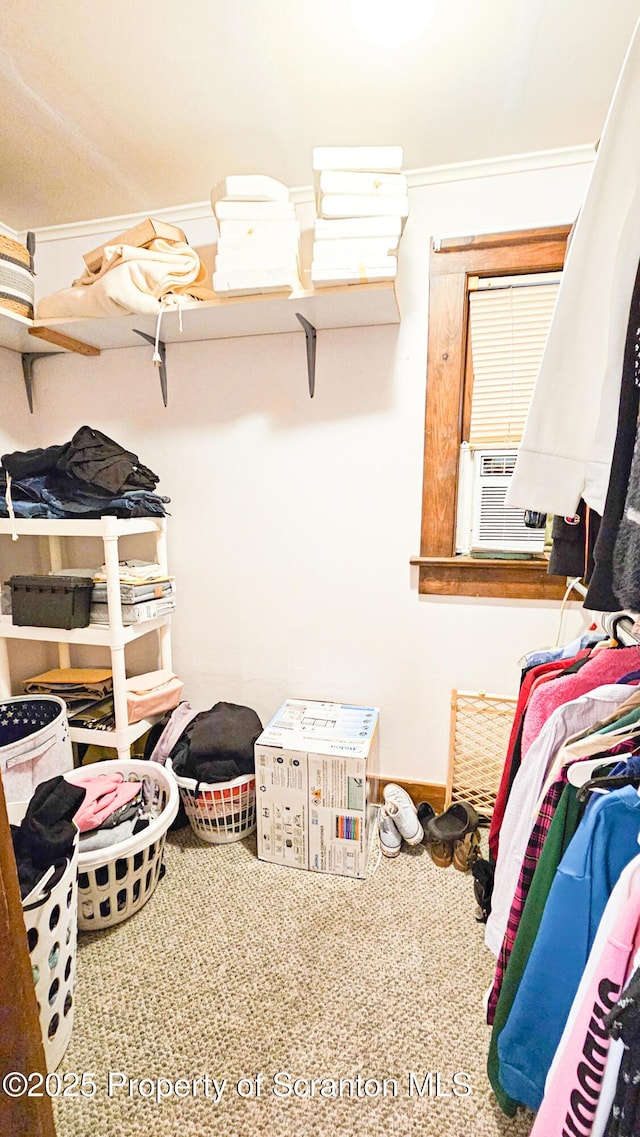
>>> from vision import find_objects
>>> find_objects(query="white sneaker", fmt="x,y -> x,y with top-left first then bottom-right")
383,784 -> 423,846
378,809 -> 402,857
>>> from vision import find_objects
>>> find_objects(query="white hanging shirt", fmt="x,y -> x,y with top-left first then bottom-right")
506,16 -> 640,518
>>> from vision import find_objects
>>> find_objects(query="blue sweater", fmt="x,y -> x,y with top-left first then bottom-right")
497,784 -> 640,1110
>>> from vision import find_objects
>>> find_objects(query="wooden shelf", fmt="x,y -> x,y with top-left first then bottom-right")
28,281 -> 400,353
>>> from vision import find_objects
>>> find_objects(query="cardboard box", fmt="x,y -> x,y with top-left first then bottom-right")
255,699 -> 379,879
83,218 -> 188,273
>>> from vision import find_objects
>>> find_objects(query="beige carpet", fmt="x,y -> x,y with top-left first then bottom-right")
52,825 -> 534,1137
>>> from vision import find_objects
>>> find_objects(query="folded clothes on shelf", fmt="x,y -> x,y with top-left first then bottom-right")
91,579 -> 175,605
0,426 -> 170,521
89,596 -> 176,624
125,669 -> 183,723
67,698 -> 115,731
23,668 -> 113,703
93,560 -> 167,583
65,669 -> 182,726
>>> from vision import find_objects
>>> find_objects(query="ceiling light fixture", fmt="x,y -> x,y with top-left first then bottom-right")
349,0 -> 438,46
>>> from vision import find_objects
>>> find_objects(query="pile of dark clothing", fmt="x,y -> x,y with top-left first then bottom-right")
1,425 -> 169,520
169,701 -> 262,786
11,774 -> 85,900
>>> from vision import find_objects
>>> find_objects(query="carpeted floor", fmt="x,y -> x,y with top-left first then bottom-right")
52,825 -> 534,1137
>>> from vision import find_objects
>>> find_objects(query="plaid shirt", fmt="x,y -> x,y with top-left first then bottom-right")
487,775 -> 565,1024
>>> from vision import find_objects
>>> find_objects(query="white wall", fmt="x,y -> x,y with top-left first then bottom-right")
0,156 -> 596,785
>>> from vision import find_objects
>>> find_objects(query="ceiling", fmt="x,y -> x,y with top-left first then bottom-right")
1,0 -> 639,231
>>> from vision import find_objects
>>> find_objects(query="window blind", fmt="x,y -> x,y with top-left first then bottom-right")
467,276 -> 560,446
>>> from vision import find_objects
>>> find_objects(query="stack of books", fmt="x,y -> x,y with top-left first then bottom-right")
311,146 -> 407,288
211,175 -> 302,297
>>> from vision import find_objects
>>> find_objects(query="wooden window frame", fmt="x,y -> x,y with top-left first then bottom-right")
411,225 -> 572,600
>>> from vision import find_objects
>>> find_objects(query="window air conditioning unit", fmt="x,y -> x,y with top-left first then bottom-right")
455,443 -> 546,555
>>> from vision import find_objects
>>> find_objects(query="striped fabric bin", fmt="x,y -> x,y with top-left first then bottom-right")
0,232 -> 34,319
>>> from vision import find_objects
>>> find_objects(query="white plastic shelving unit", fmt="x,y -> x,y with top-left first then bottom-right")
0,516 -> 172,760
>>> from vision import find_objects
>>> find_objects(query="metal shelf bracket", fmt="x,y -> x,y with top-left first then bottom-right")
20,352 -> 64,414
133,329 -> 168,407
295,313 -> 317,398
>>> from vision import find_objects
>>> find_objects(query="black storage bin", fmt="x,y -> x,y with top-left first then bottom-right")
8,575 -> 93,629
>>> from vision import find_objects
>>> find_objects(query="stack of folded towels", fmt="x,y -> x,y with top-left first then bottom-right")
311,146 -> 407,288
211,175 -> 302,297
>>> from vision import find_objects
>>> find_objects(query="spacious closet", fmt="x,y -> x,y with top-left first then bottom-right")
2,5 -> 640,1137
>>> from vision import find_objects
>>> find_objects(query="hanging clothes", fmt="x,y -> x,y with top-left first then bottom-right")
489,650 -> 593,862
487,780 -> 585,1115
496,785 -> 640,1111
486,661 -> 640,958
506,17 -> 640,517
530,867 -> 640,1137
584,255 -> 640,611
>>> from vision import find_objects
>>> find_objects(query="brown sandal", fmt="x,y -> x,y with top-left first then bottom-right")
453,829 -> 481,872
428,839 -> 454,868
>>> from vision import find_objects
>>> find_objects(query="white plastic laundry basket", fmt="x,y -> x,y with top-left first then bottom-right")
75,759 -> 179,932
0,696 -> 72,804
8,800 -> 78,1073
168,761 -> 256,844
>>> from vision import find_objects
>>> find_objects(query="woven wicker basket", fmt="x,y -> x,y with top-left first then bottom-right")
0,232 -> 34,319
446,690 -> 517,821
0,232 -> 31,268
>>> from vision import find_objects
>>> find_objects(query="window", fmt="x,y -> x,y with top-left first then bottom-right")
412,225 -> 571,600
466,272 -> 561,446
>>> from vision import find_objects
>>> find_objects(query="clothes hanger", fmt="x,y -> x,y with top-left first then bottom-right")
567,757 -> 619,788
601,612 -> 640,647
576,771 -> 640,803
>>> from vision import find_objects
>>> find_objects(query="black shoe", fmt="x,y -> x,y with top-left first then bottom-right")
416,801 -> 436,846
425,801 -> 480,845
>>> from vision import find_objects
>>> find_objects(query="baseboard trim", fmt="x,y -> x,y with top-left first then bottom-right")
373,778 -> 447,814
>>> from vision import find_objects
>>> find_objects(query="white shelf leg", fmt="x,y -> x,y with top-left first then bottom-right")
47,534 -> 71,668
155,521 -> 172,669
0,638 -> 11,699
155,519 -> 168,575
102,530 -> 130,760
111,645 -> 131,760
